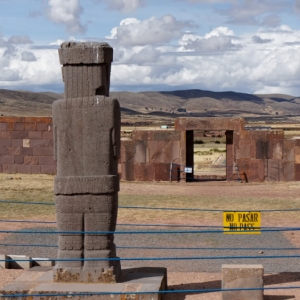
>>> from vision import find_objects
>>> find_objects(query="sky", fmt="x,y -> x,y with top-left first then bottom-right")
1,0 -> 300,96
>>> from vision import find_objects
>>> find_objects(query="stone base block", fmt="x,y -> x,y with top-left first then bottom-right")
0,254 -> 8,269
0,266 -> 167,300
32,258 -> 55,267
8,255 -> 32,270
222,264 -> 263,300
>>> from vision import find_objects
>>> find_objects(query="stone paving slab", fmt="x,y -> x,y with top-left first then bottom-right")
0,266 -> 167,300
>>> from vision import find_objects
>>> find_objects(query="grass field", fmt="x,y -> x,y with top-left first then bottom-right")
1,174 -> 300,227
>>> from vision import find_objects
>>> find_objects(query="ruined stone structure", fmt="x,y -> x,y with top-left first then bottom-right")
52,42 -> 121,283
1,116 -> 300,182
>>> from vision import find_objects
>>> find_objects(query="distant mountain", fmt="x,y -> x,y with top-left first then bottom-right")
0,88 -> 300,121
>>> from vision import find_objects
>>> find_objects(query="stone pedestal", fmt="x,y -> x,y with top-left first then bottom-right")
222,264 -> 264,300
53,42 -> 121,283
0,266 -> 167,300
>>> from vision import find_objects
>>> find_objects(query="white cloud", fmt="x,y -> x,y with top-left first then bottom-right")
47,0 -> 85,34
108,24 -> 300,96
102,0 -> 144,13
21,51 -> 37,62
107,15 -> 194,46
8,35 -> 33,45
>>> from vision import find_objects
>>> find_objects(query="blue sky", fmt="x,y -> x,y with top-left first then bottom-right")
1,0 -> 300,96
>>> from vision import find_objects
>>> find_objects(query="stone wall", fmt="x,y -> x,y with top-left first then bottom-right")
119,130 -> 181,181
0,116 -> 300,182
0,117 -> 55,174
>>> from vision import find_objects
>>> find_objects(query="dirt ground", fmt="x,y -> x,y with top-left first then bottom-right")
2,181 -> 300,299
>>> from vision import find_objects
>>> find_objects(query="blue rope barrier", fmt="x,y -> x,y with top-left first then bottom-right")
1,227 -> 300,234
1,199 -> 300,213
119,205 -> 300,212
0,200 -> 54,205
0,220 -> 56,224
3,254 -> 300,262
3,286 -> 300,298
2,243 -> 300,251
0,243 -> 57,248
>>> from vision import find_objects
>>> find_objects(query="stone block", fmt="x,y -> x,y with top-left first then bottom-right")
8,255 -> 32,269
24,122 -> 36,131
134,163 -> 154,181
134,140 -> 147,163
0,146 -> 8,155
0,123 -> 7,131
59,42 -> 113,65
154,163 -> 170,181
3,164 -> 18,173
272,140 -> 283,160
248,159 -> 265,182
21,147 -> 33,155
283,139 -> 295,161
0,131 -> 11,139
148,140 -> 167,163
33,147 -> 53,156
237,139 -> 251,159
29,139 -> 50,148
0,155 -> 14,165
152,130 -> 180,141
283,161 -> 295,181
13,122 -> 25,131
17,164 -> 31,174
40,165 -> 56,175
8,146 -> 21,156
23,139 -> 30,148
0,139 -> 12,147
39,156 -> 55,165
267,159 -> 283,181
36,123 -> 49,131
31,165 -> 41,174
295,146 -> 300,163
11,131 -> 28,139
11,139 -> 23,147
222,264 -> 263,300
296,172 -> 300,181
14,155 -> 24,164
24,156 -> 39,165
32,258 -> 55,267
0,254 -> 8,269
121,161 -> 134,181
28,131 -> 43,139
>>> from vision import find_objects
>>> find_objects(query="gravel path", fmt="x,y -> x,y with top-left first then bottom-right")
0,225 -> 299,274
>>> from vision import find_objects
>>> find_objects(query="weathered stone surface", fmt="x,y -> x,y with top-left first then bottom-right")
134,163 -> 154,181
1,267 -> 167,300
236,139 -> 251,159
154,163 -> 170,181
134,140 -> 148,163
0,254 -> 8,269
222,264 -> 263,300
283,139 -> 295,161
267,159 -> 283,181
283,161 -> 295,181
295,146 -> 300,164
53,42 -> 120,283
247,159 -> 265,182
8,255 -> 32,270
175,117 -> 244,132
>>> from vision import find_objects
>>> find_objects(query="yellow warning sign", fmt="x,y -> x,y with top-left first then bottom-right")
223,212 -> 261,234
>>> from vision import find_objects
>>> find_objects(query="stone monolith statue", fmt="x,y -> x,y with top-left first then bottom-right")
52,42 -> 121,283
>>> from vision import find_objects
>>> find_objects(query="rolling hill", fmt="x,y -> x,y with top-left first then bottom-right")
0,88 -> 300,122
